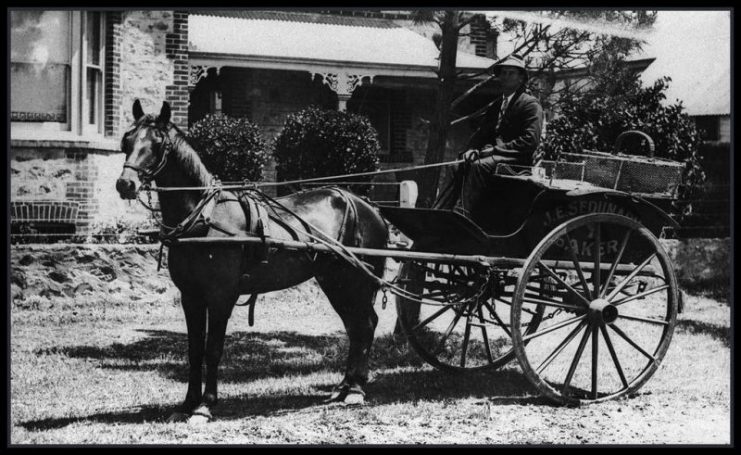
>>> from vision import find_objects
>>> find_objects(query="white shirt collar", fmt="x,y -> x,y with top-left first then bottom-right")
503,92 -> 516,106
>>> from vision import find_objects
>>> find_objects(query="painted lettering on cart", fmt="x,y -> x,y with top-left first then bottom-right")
543,200 -> 639,230
554,238 -> 620,257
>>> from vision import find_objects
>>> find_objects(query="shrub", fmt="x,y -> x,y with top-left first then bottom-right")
186,114 -> 269,183
539,71 -> 705,203
273,106 -> 381,195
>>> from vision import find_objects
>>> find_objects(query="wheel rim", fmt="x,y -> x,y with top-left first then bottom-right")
511,213 -> 678,404
396,261 -> 543,372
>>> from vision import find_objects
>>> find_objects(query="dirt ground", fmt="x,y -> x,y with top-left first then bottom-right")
9,244 -> 732,445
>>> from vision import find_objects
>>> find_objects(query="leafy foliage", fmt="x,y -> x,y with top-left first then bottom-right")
539,67 -> 705,203
495,10 -> 657,104
273,106 -> 381,195
186,114 -> 269,182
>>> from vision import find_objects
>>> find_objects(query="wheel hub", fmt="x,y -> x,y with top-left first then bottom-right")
588,298 -> 618,324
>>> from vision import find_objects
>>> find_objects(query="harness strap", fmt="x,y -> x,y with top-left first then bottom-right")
255,203 -> 271,239
244,196 -> 260,233
160,186 -> 222,244
329,187 -> 362,247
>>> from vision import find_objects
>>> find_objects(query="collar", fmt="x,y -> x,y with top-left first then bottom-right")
503,92 -> 516,106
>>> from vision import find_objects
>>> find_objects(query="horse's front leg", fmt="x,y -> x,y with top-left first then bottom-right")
188,288 -> 238,423
167,290 -> 207,422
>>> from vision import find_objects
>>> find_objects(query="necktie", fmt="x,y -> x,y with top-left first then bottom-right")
496,96 -> 509,131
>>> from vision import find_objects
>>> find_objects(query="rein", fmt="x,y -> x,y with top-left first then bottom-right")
126,125 -> 478,311
138,159 -> 465,193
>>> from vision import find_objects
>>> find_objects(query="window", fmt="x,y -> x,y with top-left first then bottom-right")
84,12 -> 104,133
10,10 -> 106,139
695,116 -> 720,141
10,11 -> 71,126
348,86 -> 411,162
351,100 -> 391,153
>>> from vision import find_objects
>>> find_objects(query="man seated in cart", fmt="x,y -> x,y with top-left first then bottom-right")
435,54 -> 545,222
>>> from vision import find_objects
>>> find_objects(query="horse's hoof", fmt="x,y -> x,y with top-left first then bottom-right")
187,403 -> 213,424
343,391 -> 365,406
166,411 -> 190,423
188,414 -> 211,425
325,388 -> 347,403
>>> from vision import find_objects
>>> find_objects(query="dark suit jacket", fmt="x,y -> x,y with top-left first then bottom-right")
466,88 -> 544,166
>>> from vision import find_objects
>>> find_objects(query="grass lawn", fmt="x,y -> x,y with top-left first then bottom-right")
9,276 -> 731,445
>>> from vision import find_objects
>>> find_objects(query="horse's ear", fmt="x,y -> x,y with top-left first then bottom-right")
157,101 -> 172,125
133,99 -> 144,121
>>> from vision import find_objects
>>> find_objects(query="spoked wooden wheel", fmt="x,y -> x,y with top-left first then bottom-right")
395,260 -> 544,372
511,213 -> 678,405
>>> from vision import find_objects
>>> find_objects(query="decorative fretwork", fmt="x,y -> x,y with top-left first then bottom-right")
310,72 -> 375,97
189,65 -> 220,88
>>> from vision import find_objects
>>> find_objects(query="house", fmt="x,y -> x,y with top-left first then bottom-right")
634,10 -> 731,143
186,10 -> 498,194
9,9 -> 498,238
10,11 -> 189,237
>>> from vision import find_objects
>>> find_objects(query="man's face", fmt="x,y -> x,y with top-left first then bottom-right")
498,67 -> 525,93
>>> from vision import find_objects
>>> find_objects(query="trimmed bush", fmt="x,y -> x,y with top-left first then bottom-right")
273,106 -> 381,195
186,114 -> 269,183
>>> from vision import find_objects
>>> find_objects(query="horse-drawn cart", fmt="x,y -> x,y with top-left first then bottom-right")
119,103 -> 683,416
379,147 -> 683,405
175,137 -> 683,406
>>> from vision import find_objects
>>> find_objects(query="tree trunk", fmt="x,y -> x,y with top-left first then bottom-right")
417,17 -> 460,208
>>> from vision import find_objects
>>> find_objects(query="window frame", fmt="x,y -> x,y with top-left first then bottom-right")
82,11 -> 105,136
10,11 -> 107,142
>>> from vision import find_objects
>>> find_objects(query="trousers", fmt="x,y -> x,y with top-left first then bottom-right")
433,155 -> 504,219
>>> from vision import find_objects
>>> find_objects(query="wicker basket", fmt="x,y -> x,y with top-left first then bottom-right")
535,150 -> 684,197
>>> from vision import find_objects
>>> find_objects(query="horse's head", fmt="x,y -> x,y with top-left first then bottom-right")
116,100 -> 174,199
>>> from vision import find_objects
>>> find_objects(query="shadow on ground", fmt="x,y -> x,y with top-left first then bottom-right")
20,368 -> 546,431
675,319 -> 730,347
36,329 -> 431,382
23,329 -> 549,431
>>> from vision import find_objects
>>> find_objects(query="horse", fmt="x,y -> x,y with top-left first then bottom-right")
116,100 -> 388,422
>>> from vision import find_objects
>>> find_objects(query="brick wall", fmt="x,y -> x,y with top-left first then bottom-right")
64,150 -> 98,233
469,15 -> 496,58
165,11 -> 190,130
105,13 -> 123,137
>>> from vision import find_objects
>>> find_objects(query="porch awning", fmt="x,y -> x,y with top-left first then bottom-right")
188,12 -> 496,79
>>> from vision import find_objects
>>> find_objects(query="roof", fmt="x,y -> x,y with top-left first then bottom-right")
192,10 -> 400,28
634,10 -> 730,116
188,12 -> 496,78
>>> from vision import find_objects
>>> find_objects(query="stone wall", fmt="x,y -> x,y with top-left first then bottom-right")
660,238 -> 731,290
119,10 -> 188,130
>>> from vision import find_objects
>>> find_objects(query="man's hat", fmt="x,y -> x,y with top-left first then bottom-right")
490,54 -> 529,81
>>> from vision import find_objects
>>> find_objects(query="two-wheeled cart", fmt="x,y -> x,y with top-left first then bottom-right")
175,132 -> 684,405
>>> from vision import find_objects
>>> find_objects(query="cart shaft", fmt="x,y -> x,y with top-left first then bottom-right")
171,236 -> 656,274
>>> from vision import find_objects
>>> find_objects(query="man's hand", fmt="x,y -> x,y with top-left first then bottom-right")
461,149 -> 480,162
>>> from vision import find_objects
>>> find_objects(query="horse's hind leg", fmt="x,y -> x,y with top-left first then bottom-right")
316,265 -> 380,404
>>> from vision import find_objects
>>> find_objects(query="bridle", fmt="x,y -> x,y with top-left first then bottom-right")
122,122 -> 176,183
